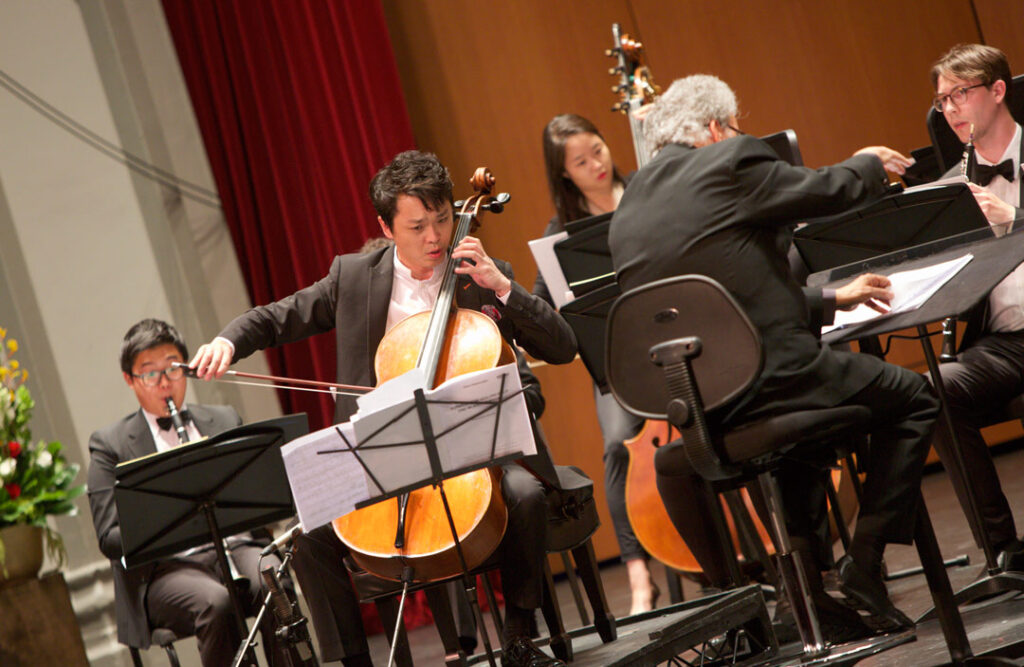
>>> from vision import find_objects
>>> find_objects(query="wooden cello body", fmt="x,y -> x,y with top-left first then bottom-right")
333,171 -> 516,582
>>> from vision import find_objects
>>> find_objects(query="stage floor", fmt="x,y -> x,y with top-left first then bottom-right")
362,442 -> 1024,666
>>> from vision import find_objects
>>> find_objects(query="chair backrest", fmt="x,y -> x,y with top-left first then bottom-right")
927,73 -> 1024,173
604,275 -> 763,421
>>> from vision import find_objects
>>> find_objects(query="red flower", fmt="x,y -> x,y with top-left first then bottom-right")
4,483 -> 20,499
7,441 -> 20,458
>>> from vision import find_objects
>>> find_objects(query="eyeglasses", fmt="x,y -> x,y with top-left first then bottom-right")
726,124 -> 746,136
932,83 -> 987,113
132,365 -> 186,386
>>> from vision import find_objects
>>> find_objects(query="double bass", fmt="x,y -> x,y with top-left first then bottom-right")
332,169 -> 517,583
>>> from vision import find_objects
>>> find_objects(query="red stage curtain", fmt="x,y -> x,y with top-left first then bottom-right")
161,0 -> 432,634
161,0 -> 415,432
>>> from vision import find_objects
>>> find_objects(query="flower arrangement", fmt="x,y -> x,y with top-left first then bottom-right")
0,326 -> 84,574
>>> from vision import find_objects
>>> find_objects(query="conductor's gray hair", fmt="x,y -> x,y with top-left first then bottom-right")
643,75 -> 738,156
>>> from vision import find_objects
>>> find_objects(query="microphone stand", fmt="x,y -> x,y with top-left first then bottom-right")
232,546 -> 319,667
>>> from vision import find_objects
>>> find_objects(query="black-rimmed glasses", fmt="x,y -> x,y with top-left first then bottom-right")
933,83 -> 987,113
132,365 -> 185,386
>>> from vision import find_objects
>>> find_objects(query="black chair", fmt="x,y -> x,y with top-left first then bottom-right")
344,464 -> 614,665
604,274 -> 881,658
128,628 -> 184,667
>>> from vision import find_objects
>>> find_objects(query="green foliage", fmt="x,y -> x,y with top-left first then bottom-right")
0,328 -> 84,571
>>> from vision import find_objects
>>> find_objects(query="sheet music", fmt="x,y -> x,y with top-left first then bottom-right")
529,232 -> 574,309
822,253 -> 973,334
280,364 -> 536,531
902,175 -> 967,194
280,421 -> 369,531
352,363 -> 535,478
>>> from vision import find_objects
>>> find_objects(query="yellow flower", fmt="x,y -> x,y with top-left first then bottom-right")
0,326 -> 6,338
7,339 -> 17,354
22,370 -> 28,382
0,367 -> 7,381
9,360 -> 18,371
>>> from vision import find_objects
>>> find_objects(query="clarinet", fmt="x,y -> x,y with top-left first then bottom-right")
164,397 -> 190,445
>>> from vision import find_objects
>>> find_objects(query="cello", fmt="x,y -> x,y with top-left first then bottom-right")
605,25 -> 857,577
332,168 -> 518,583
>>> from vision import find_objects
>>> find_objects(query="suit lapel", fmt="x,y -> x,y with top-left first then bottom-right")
188,405 -> 217,437
125,411 -> 158,461
367,248 -> 395,370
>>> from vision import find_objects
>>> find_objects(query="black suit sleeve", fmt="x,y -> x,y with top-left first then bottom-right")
734,141 -> 888,225
220,256 -> 342,361
87,431 -> 124,560
491,258 -> 577,363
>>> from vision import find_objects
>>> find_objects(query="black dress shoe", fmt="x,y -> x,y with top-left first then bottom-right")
837,555 -> 914,632
997,540 -> 1024,573
502,637 -> 566,667
774,589 -> 873,645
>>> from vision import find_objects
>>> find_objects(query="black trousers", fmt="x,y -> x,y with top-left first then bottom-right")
653,354 -> 937,587
289,462 -> 549,661
930,330 -> 1024,549
593,386 -> 647,562
146,542 -> 289,667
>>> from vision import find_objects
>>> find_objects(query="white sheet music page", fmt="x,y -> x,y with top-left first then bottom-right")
280,420 -> 369,531
529,232 -> 574,309
349,362 -> 536,494
822,253 -> 974,334
428,363 -> 536,471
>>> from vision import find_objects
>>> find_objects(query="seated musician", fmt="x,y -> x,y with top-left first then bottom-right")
190,150 -> 577,667
86,318 -> 291,666
927,44 -> 1024,571
607,75 -> 939,641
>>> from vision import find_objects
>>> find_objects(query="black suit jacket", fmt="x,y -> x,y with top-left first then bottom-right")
219,246 -> 577,482
86,405 -> 242,648
220,245 -> 577,423
610,135 -> 889,422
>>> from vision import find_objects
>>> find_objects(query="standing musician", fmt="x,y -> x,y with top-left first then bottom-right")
608,75 -> 939,641
535,114 -> 658,614
86,318 -> 291,666
190,150 -> 576,667
928,44 -> 1024,571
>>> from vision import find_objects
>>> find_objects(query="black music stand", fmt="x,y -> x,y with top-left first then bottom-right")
115,414 -> 306,664
312,372 -> 532,667
812,227 -> 1024,665
794,183 -> 988,274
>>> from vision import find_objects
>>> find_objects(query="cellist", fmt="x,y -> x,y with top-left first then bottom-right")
191,150 -> 576,667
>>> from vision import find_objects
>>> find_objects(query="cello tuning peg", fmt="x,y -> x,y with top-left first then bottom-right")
484,192 -> 511,213
454,199 -> 466,208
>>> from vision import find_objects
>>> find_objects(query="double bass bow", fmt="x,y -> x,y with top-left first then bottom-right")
332,168 -> 516,583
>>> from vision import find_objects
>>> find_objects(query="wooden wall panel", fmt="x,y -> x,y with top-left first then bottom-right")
381,0 -> 1017,563
974,0 -> 1024,69
630,0 -> 978,167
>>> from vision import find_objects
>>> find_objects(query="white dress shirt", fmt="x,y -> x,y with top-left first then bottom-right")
142,404 -> 203,453
980,123 -> 1024,332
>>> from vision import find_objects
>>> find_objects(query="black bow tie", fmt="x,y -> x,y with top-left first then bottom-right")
157,410 -> 191,431
973,159 -> 1016,186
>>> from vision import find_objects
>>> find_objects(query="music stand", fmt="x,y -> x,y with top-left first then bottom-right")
115,414 -> 307,662
312,373 -> 531,667
794,183 -> 988,273
558,281 -> 621,392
